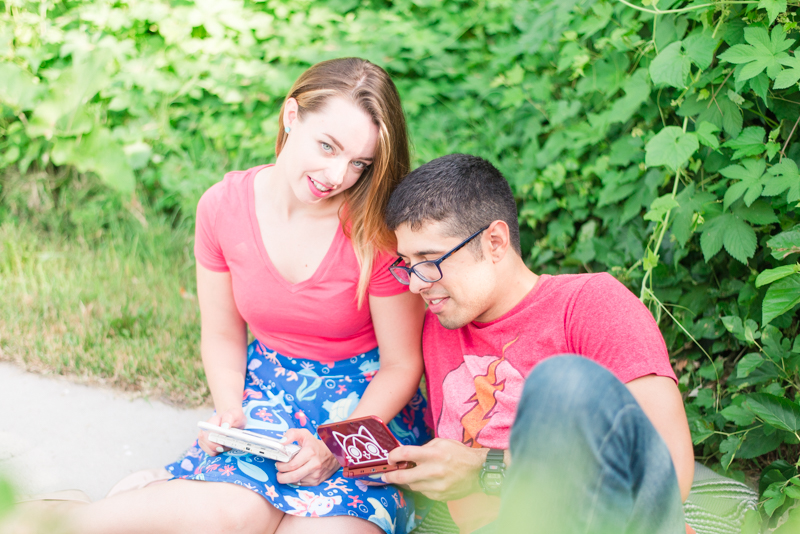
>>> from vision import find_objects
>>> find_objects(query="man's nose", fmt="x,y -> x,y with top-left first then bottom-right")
408,272 -> 432,294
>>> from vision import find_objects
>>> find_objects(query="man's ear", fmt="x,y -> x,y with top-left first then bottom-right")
283,97 -> 299,129
486,220 -> 511,263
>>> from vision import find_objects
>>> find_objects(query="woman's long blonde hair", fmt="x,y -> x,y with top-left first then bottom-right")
275,58 -> 410,307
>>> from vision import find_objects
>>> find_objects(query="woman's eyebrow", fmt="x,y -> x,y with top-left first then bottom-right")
322,133 -> 374,161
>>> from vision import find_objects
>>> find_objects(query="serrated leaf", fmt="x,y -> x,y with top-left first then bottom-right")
683,31 -> 720,70
720,159 -> 767,210
645,126 -> 699,171
644,194 -> 679,221
768,228 -> 800,260
720,435 -> 742,469
701,214 -> 727,261
763,273 -> 800,325
718,26 -> 795,82
736,353 -> 764,378
734,200 -> 779,225
759,0 -> 788,23
775,55 -> 800,89
746,392 -> 800,431
649,41 -> 691,88
763,159 -> 800,201
749,72 -> 770,101
723,126 -> 766,159
672,184 -> 716,246
695,121 -> 720,149
756,265 -> 800,287
721,404 -> 757,425
723,215 -> 758,264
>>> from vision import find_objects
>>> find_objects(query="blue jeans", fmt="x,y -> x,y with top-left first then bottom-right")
487,355 -> 685,534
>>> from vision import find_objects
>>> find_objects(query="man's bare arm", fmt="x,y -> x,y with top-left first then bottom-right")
626,374 -> 695,501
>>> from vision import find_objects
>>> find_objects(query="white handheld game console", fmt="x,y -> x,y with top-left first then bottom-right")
197,422 -> 301,463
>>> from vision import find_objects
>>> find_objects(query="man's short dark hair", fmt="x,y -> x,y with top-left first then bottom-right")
385,154 -> 521,255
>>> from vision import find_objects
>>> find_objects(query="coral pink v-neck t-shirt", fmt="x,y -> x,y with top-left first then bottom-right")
194,165 -> 407,362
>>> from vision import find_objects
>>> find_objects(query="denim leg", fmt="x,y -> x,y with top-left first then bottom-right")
495,355 -> 685,534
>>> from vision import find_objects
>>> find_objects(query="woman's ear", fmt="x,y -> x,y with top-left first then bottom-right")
486,220 -> 511,263
283,97 -> 299,129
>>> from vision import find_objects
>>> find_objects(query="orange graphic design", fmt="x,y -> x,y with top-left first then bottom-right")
460,338 -> 518,447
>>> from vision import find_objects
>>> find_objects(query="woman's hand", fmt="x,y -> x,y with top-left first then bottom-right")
197,408 -> 246,456
275,428 -> 341,486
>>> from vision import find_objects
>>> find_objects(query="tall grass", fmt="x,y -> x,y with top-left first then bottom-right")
0,170 -> 207,406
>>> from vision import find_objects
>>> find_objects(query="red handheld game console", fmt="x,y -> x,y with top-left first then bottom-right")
317,416 -> 414,478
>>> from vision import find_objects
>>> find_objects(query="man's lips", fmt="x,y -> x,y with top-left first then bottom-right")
424,296 -> 449,313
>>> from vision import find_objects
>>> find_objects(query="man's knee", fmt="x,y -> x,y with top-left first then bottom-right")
520,355 -> 625,412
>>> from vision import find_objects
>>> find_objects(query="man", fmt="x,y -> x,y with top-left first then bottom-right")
382,154 -> 694,534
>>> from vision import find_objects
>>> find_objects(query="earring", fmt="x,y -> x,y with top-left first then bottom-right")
284,126 -> 291,134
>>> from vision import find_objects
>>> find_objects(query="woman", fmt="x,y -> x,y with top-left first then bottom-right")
71,58 -> 428,534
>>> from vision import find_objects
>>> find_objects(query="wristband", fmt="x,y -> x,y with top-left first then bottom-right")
479,449 -> 506,496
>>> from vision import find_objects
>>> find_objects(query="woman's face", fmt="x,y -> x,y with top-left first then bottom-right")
279,96 -> 379,204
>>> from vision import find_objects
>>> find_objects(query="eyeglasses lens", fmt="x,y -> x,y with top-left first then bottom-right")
391,267 -> 411,285
414,262 -> 441,283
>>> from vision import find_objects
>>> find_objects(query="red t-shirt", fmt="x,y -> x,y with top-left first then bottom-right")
422,273 -> 676,449
194,165 -> 407,362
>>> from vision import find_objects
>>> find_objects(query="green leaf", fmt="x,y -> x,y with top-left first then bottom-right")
756,265 -> 800,287
722,126 -> 766,159
683,31 -> 720,70
608,69 -> 651,125
718,26 -> 795,82
700,213 -> 757,263
775,55 -> 800,89
763,158 -> 800,202
765,492 -> 786,517
649,41 -> 691,88
723,216 -> 758,264
695,121 -> 720,149
720,434 -> 743,469
746,392 -> 800,431
721,404 -> 757,425
762,273 -> 800,325
759,0 -> 788,24
643,194 -> 679,221
672,184 -> 716,246
0,63 -> 40,109
645,126 -> 699,171
749,72 -> 770,101
736,353 -> 765,378
720,159 -> 767,210
768,228 -> 800,260
51,128 -> 135,192
734,200 -> 779,225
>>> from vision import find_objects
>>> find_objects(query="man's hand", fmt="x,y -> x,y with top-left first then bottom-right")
384,438 -> 487,501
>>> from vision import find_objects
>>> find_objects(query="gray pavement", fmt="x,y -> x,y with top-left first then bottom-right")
0,362 -> 210,501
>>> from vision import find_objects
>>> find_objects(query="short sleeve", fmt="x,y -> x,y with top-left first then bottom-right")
567,273 -> 677,384
367,250 -> 408,297
194,182 -> 229,272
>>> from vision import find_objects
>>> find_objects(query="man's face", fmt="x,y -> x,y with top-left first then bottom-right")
394,221 -> 497,329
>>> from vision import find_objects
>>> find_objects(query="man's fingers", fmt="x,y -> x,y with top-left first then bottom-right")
388,444 -> 433,464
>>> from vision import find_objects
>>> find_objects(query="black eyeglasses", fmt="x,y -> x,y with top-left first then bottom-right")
389,225 -> 490,285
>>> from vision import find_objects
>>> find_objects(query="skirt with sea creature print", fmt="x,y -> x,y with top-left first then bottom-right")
166,340 -> 431,534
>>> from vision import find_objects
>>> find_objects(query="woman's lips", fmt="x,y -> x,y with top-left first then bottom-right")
307,176 -> 332,198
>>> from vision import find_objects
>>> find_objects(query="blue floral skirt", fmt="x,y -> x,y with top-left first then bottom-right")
166,340 -> 431,534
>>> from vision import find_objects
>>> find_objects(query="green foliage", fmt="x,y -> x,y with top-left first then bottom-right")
1,0 -> 800,523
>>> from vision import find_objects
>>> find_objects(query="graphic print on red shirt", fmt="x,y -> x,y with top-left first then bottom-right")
423,273 -> 677,450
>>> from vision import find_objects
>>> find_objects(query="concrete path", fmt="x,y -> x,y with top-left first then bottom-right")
0,362 -> 210,501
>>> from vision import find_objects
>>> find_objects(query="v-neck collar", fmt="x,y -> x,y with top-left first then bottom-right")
247,165 -> 344,293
